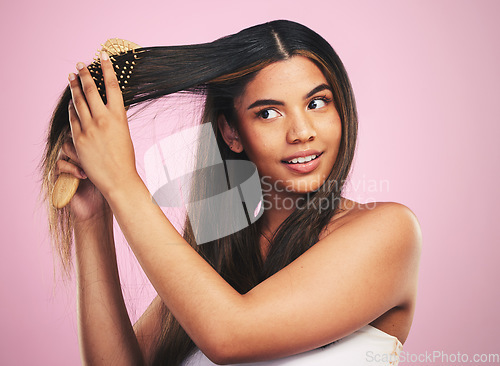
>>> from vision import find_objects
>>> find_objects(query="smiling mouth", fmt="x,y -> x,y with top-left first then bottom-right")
282,152 -> 323,164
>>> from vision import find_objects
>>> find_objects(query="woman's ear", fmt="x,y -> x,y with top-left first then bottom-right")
218,114 -> 244,153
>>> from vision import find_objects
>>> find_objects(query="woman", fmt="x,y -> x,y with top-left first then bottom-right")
40,20 -> 421,365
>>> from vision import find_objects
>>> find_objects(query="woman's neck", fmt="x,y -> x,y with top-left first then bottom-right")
259,193 -> 349,261
258,189 -> 306,259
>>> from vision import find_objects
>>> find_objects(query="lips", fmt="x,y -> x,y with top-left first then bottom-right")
281,151 -> 323,174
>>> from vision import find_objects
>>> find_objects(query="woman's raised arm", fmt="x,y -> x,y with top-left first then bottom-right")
74,214 -> 145,366
53,131 -> 148,365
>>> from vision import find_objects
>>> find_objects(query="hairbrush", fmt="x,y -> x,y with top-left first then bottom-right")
88,38 -> 142,104
51,38 -> 141,209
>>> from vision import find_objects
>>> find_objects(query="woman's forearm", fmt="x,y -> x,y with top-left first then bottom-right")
74,213 -> 144,366
105,176 -> 244,361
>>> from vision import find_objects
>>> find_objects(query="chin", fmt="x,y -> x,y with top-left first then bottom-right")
283,177 -> 329,195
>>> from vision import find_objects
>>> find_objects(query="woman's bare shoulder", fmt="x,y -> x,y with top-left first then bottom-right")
320,198 -> 422,300
321,198 -> 421,243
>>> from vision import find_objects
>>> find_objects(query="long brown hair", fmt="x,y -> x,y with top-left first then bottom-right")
39,20 -> 358,365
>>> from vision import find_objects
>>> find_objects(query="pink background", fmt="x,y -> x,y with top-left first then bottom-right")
2,0 -> 499,364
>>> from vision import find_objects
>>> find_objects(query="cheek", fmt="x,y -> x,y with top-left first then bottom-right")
320,113 -> 342,140
239,128 -> 277,158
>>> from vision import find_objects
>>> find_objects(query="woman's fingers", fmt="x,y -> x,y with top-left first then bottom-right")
68,72 -> 92,129
75,62 -> 107,117
56,138 -> 86,179
68,52 -> 125,133
100,51 -> 125,110
68,98 -> 82,138
69,61 -> 107,128
55,159 -> 87,180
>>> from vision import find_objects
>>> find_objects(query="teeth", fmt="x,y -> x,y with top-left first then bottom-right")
287,154 -> 317,164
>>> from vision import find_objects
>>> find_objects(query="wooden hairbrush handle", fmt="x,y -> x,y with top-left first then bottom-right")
52,169 -> 80,209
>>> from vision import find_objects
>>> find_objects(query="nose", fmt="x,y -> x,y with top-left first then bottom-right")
286,112 -> 316,144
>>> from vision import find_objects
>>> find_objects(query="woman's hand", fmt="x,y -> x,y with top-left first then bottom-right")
67,51 -> 139,200
54,136 -> 111,224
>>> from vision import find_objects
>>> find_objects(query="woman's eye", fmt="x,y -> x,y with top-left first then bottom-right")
308,98 -> 328,110
258,109 -> 280,119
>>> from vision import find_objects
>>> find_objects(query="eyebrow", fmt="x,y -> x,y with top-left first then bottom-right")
246,83 -> 332,110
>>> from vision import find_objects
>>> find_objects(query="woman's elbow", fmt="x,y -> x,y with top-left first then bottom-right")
202,333 -> 239,365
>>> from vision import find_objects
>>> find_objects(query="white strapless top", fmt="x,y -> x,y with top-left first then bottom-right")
182,325 -> 403,366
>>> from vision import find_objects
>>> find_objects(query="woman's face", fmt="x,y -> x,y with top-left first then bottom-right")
232,55 -> 342,195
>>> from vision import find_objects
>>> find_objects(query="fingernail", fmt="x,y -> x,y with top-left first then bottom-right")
101,51 -> 109,61
80,170 -> 87,179
68,73 -> 76,81
76,62 -> 85,71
